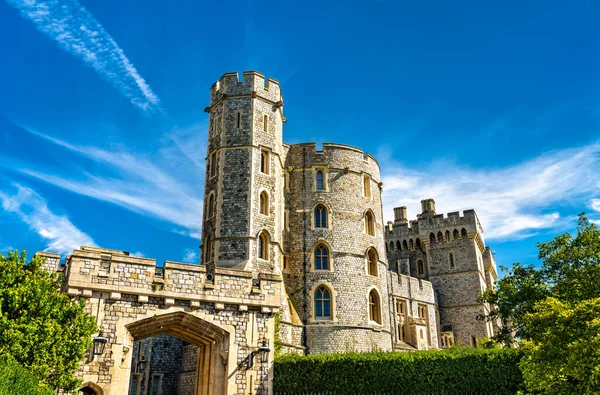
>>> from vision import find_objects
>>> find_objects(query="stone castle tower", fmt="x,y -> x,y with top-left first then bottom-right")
385,199 -> 499,347
201,71 -> 286,277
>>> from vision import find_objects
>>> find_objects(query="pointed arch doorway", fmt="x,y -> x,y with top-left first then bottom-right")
126,312 -> 230,395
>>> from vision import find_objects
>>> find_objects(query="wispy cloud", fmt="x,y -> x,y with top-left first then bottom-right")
0,184 -> 95,255
8,123 -> 205,239
381,143 -> 600,241
7,0 -> 161,113
182,248 -> 198,264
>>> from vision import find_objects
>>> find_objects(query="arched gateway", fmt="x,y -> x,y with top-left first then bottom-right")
126,312 -> 229,395
40,246 -> 281,395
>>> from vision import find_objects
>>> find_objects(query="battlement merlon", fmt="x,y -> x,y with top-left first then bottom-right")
285,142 -> 382,177
209,71 -> 282,107
388,209 -> 484,240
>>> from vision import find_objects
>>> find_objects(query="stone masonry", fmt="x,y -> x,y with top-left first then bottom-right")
36,71 -> 499,395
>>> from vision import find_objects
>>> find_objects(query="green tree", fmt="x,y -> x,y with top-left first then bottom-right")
481,214 -> 600,393
0,250 -> 98,391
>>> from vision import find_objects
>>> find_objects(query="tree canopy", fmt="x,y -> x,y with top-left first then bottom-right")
0,251 -> 97,391
481,214 -> 600,393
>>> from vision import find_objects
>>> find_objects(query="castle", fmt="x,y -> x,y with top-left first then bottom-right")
38,71 -> 499,395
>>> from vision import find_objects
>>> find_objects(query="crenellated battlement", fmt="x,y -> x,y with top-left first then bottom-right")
286,142 -> 381,177
389,208 -> 483,238
209,71 -> 282,106
52,246 -> 281,310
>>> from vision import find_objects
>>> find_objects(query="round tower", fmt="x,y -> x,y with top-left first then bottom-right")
201,71 -> 285,276
284,143 -> 392,354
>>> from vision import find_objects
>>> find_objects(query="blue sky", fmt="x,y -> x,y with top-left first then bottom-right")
1,0 -> 599,270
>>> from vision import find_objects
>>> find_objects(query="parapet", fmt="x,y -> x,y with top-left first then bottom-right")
388,207 -> 483,238
286,142 -> 381,177
209,71 -> 282,106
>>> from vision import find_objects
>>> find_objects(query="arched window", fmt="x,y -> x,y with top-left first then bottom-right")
314,245 -> 329,270
314,204 -> 328,228
398,324 -> 406,341
258,232 -> 269,260
316,170 -> 325,190
315,286 -> 331,319
437,231 -> 443,242
207,194 -> 215,218
417,259 -> 424,276
409,239 -> 414,250
416,238 -> 421,249
203,235 -> 213,263
429,233 -> 436,243
389,241 -> 394,252
453,229 -> 460,240
365,211 -> 375,236
449,253 -> 455,269
461,228 -> 468,238
367,248 -> 378,276
445,230 -> 451,242
368,289 -> 381,324
402,240 -> 408,250
259,191 -> 269,215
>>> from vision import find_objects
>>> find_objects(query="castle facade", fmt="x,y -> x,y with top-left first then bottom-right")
39,71 -> 499,395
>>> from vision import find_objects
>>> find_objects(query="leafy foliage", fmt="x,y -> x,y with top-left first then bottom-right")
519,297 -> 600,394
274,348 -> 523,394
0,251 -> 98,391
480,214 -> 600,393
0,356 -> 53,395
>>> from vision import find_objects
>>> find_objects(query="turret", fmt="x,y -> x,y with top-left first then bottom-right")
419,198 -> 436,218
394,206 -> 408,224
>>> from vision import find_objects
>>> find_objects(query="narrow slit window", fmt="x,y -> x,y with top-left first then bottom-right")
210,152 -> 218,178
316,170 -> 325,190
263,114 -> 268,132
260,150 -> 269,174
237,111 -> 241,128
363,175 -> 371,198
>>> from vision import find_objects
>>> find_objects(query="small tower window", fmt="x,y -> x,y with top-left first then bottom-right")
453,229 -> 460,240
363,175 -> 371,198
430,232 -> 436,243
437,231 -> 443,242
260,150 -> 269,174
210,152 -> 217,178
258,231 -> 269,260
417,259 -> 425,276
409,239 -> 414,250
389,241 -> 394,252
367,248 -> 378,276
398,324 -> 406,341
263,114 -> 268,132
314,204 -> 328,228
445,230 -> 451,242
316,170 -> 325,190
368,289 -> 381,324
203,235 -> 213,264
314,244 -> 329,270
207,194 -> 215,218
471,336 -> 477,348
449,253 -> 455,269
402,240 -> 407,250
461,228 -> 468,238
315,286 -> 331,319
365,211 -> 375,236
236,111 -> 242,129
259,191 -> 269,215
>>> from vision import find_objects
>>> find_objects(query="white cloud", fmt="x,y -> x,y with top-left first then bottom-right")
591,198 -> 600,212
7,0 -> 161,113
381,143 -> 600,241
0,184 -> 95,255
11,124 -> 205,239
182,248 -> 198,264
